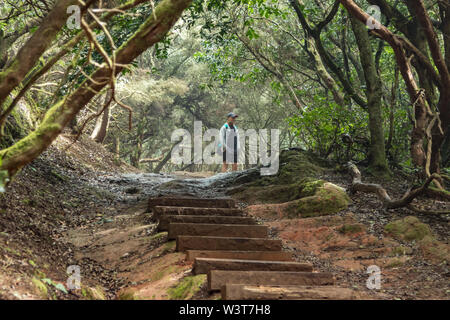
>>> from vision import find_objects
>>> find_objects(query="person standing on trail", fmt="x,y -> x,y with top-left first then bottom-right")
218,112 -> 240,172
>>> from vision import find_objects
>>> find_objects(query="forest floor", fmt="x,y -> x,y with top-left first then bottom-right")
0,134 -> 448,300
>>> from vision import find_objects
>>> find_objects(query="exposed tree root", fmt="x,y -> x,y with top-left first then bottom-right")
347,162 -> 450,214
425,188 -> 450,201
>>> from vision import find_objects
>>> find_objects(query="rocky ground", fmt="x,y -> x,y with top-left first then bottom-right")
0,137 -> 448,300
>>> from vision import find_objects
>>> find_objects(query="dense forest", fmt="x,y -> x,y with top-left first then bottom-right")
0,0 -> 449,302
0,0 -> 448,179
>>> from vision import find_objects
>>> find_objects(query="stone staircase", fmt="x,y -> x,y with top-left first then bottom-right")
150,196 -> 357,300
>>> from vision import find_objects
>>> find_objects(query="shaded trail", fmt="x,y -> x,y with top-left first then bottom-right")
64,169 -> 449,300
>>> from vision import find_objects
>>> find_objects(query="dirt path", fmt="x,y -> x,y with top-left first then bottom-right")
64,172 -> 233,299
64,170 -> 449,300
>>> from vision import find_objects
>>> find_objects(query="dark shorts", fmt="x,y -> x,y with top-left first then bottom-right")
223,150 -> 238,164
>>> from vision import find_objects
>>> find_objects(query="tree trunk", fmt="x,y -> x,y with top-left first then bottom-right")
366,0 -> 449,174
0,0 -> 80,107
306,36 -> 345,106
338,0 -> 432,170
0,0 -> 193,176
90,89 -> 112,143
349,14 -> 389,175
115,136 -> 120,160
386,67 -> 399,157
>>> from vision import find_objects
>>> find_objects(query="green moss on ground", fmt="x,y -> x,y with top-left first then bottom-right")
384,216 -> 432,241
163,240 -> 176,251
32,277 -> 48,299
168,275 -> 206,300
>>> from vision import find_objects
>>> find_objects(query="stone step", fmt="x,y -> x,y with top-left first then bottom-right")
221,284 -> 359,300
208,270 -> 335,292
185,250 -> 293,262
148,197 -> 236,211
168,223 -> 267,240
158,215 -> 256,231
176,236 -> 282,252
153,206 -> 243,220
193,258 -> 313,274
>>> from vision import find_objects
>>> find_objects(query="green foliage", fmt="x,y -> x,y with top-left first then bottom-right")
41,278 -> 68,294
32,277 -> 48,299
0,0 -> 433,176
287,97 -> 367,160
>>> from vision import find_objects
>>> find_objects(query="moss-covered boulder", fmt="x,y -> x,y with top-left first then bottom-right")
384,216 -> 432,241
229,178 -> 327,204
274,150 -> 325,185
243,182 -> 350,219
228,149 -> 349,217
295,182 -> 350,218
225,149 -> 327,191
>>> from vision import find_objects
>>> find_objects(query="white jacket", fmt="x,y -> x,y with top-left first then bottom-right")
217,123 -> 240,153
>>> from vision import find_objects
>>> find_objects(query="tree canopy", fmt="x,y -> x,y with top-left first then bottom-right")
0,0 -> 448,187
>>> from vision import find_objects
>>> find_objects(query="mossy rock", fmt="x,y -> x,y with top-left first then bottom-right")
32,277 -> 48,299
295,183 -> 350,218
230,178 -> 326,205
384,216 -> 432,242
274,150 -> 325,185
250,182 -> 350,219
298,178 -> 326,197
227,150 -> 326,190
168,275 -> 206,300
